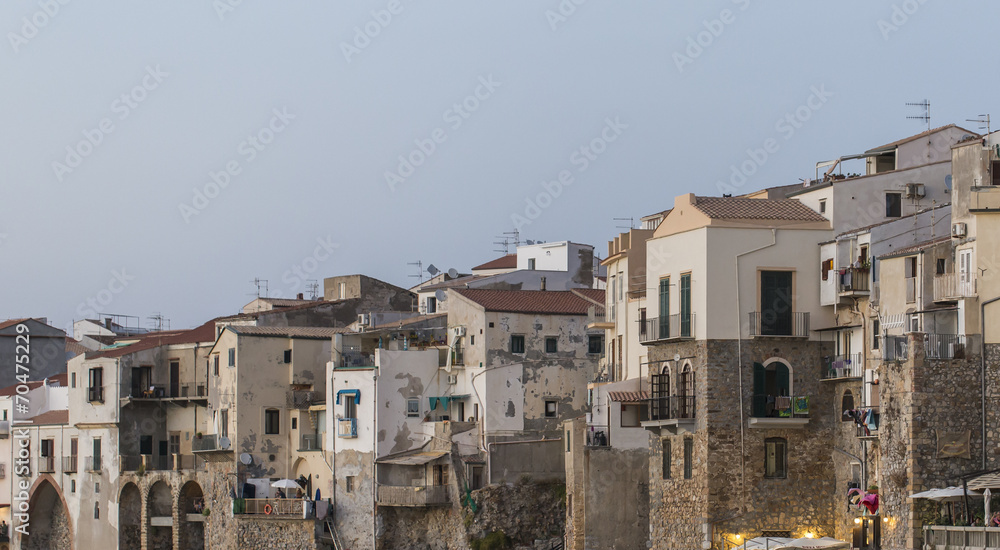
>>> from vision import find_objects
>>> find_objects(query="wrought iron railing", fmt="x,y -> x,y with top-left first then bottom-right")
287,390 -> 319,409
338,418 -> 358,438
822,353 -> 862,379
838,267 -> 871,293
36,456 -> 55,474
192,434 -> 229,452
299,434 -> 323,451
748,312 -> 809,337
925,334 -> 972,360
642,396 -> 695,422
586,425 -> 610,447
751,394 -> 810,418
85,456 -> 102,472
62,456 -> 77,473
639,314 -> 695,343
934,273 -> 977,301
883,335 -> 908,361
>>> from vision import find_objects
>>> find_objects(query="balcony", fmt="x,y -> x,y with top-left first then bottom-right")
925,334 -> 978,360
0,420 -> 9,439
340,346 -> 375,368
854,405 -> 879,439
924,525 -> 1000,549
883,335 -> 909,361
640,396 -> 695,434
749,394 -> 809,429
748,312 -> 810,338
585,425 -> 610,447
192,434 -> 231,452
84,456 -> 102,472
88,386 -> 104,403
934,273 -> 977,302
35,456 -> 55,474
639,314 -> 695,344
376,485 -> 449,507
62,456 -> 77,473
906,276 -> 917,303
120,455 -> 143,472
337,418 -> 358,438
287,390 -> 319,409
126,383 -> 207,403
174,454 -> 205,471
236,498 -> 306,516
299,434 -> 323,452
586,307 -> 613,330
822,353 -> 862,380
838,267 -> 871,296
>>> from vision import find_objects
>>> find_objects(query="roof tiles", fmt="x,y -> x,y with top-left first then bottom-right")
454,289 -> 605,315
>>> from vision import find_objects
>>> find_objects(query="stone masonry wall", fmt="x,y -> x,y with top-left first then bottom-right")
235,517 -> 317,549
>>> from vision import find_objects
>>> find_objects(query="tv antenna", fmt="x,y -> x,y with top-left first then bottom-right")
148,313 -> 170,332
306,280 -> 320,300
906,100 -> 931,132
493,229 -> 522,254
407,261 -> 424,283
249,278 -> 269,299
968,114 -> 992,185
614,217 -> 635,230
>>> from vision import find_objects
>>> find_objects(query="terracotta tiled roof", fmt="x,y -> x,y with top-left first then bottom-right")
28,410 -> 68,425
227,326 -> 352,338
608,391 -> 649,403
88,320 -> 218,359
0,374 -> 68,397
867,124 -> 975,152
471,254 -> 517,271
879,236 -> 952,259
65,339 -> 90,358
370,313 -> 447,331
691,196 -> 827,222
0,318 -> 30,331
255,298 -> 314,306
454,289 -> 605,315
420,275 -> 487,290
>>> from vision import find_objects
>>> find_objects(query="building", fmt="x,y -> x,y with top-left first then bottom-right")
0,319 -> 67,390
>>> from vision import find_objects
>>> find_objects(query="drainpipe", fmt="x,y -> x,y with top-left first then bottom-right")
372,369 -> 378,550
981,296 -> 1000,469
733,229 -> 778,514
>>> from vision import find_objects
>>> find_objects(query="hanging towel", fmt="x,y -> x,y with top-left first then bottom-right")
775,396 -> 791,409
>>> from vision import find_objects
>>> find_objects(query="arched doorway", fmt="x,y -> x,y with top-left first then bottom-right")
179,481 -> 205,550
293,458 -> 313,498
678,363 -> 694,418
147,480 -> 173,550
21,478 -> 72,550
119,482 -> 141,549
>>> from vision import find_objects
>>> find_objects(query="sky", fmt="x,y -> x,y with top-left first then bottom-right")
3,0 -> 1000,332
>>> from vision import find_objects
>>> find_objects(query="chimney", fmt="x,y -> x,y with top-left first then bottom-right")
104,318 -> 113,330
296,293 -> 304,300
540,277 -> 547,291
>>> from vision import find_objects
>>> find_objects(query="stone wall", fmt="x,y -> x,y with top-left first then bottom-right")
235,517 -> 317,549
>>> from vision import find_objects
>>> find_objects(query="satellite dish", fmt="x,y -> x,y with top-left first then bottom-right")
426,264 -> 440,276
240,453 -> 253,465
674,353 -> 681,362
447,268 -> 459,278
220,436 -> 231,450
435,289 -> 448,302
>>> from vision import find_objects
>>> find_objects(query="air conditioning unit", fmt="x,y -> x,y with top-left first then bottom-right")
358,314 -> 370,326
447,375 -> 458,385
452,326 -> 466,337
952,223 -> 967,238
905,183 -> 926,198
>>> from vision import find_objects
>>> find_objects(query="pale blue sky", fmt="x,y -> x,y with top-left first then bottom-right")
2,1 -> 998,331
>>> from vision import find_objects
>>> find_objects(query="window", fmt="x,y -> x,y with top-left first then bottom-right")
40,439 -> 53,457
92,438 -> 102,471
821,258 -> 834,281
752,361 -> 790,417
170,433 -> 180,455
545,337 -> 558,353
936,258 -> 946,275
339,282 -> 347,300
662,440 -> 671,479
433,464 -> 449,486
566,430 -> 571,452
872,319 -> 880,350
283,349 -> 292,363
140,435 -> 153,455
470,335 -> 475,346
819,199 -> 826,214
213,355 -> 219,376
426,296 -> 436,313
406,398 -> 420,418
588,334 -> 603,355
95,482 -> 99,493
71,372 -> 76,388
88,368 -> 104,402
94,502 -> 100,519
618,271 -> 624,300
345,476 -> 354,493
841,390 -> 855,422
228,348 -> 235,367
759,271 -> 794,336
679,273 -> 692,338
658,277 -> 670,338
510,335 -> 525,354
544,400 -> 557,418
621,404 -> 642,427
70,480 -> 76,493
683,439 -> 693,479
528,258 -> 536,270
264,409 -> 280,435
344,395 -> 357,420
764,437 -> 787,478
885,192 -> 902,217
291,417 -> 297,430
220,409 -> 229,438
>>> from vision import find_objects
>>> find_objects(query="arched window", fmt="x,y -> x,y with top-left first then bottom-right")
678,363 -> 694,418
841,390 -> 855,422
650,364 -> 671,421
753,361 -> 791,417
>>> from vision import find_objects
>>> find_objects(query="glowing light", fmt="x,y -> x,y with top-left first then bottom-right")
883,517 -> 890,523
854,518 -> 861,524
805,532 -> 815,539
734,534 -> 742,541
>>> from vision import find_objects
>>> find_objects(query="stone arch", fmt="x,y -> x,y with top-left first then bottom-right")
178,480 -> 205,550
761,356 -> 794,396
293,457 -> 313,497
841,390 -> 855,421
677,362 -> 694,418
21,475 -> 73,550
119,482 -> 141,549
146,480 -> 173,550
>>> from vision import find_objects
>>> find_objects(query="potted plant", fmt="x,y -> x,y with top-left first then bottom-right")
202,507 -> 211,517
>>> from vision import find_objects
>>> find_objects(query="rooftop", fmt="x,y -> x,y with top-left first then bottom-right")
226,326 -> 353,339
454,288 -> 605,315
690,196 -> 827,222
879,236 -> 952,259
866,124 -> 975,152
87,320 -> 218,359
471,254 -> 518,271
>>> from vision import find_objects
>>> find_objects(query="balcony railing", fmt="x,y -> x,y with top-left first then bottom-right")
237,498 -> 306,516
822,353 -> 862,379
748,312 -> 809,338
883,335 -> 909,361
906,276 -> 917,303
299,434 -> 323,451
586,425 -> 610,447
62,456 -> 77,473
88,386 -> 104,403
925,334 -> 974,360
287,390 -> 319,409
924,525 -> 1000,549
751,395 -> 810,418
338,418 -> 358,438
341,347 -> 375,368
120,455 -> 143,472
36,456 -> 55,474
642,396 -> 695,422
934,273 -> 977,301
451,348 -> 464,366
84,456 -> 101,472
192,434 -> 230,452
639,314 -> 695,343
174,454 -> 205,471
179,383 -> 207,398
838,267 -> 871,293
376,485 -> 449,507
855,406 -> 879,438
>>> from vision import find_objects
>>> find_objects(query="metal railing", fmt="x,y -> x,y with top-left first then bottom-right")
287,390 -> 319,409
642,396 -> 695,422
120,455 -> 143,471
238,498 -> 306,516
838,267 -> 871,293
586,426 -> 610,447
376,485 -> 449,507
822,353 -> 862,379
925,334 -> 973,360
924,525 -> 1000,549
299,434 -> 323,451
639,314 -> 695,343
36,456 -> 55,474
340,346 -> 375,368
174,454 -> 205,471
854,406 -> 879,438
933,273 -> 977,301
179,383 -> 207,398
883,335 -> 908,361
192,434 -> 229,452
84,456 -> 101,472
748,312 -> 809,337
88,386 -> 104,403
337,418 -> 357,438
62,456 -> 77,473
751,395 -> 810,418
906,276 -> 917,303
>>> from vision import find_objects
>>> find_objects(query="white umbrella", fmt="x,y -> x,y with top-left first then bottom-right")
772,537 -> 850,550
986,488 -> 993,526
271,479 -> 301,489
737,537 -> 792,550
910,486 -> 980,502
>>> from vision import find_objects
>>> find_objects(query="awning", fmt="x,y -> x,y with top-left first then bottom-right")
608,391 -> 649,403
377,451 -> 449,465
969,473 -> 1000,490
813,324 -> 861,332
428,395 -> 469,410
335,389 -> 360,405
